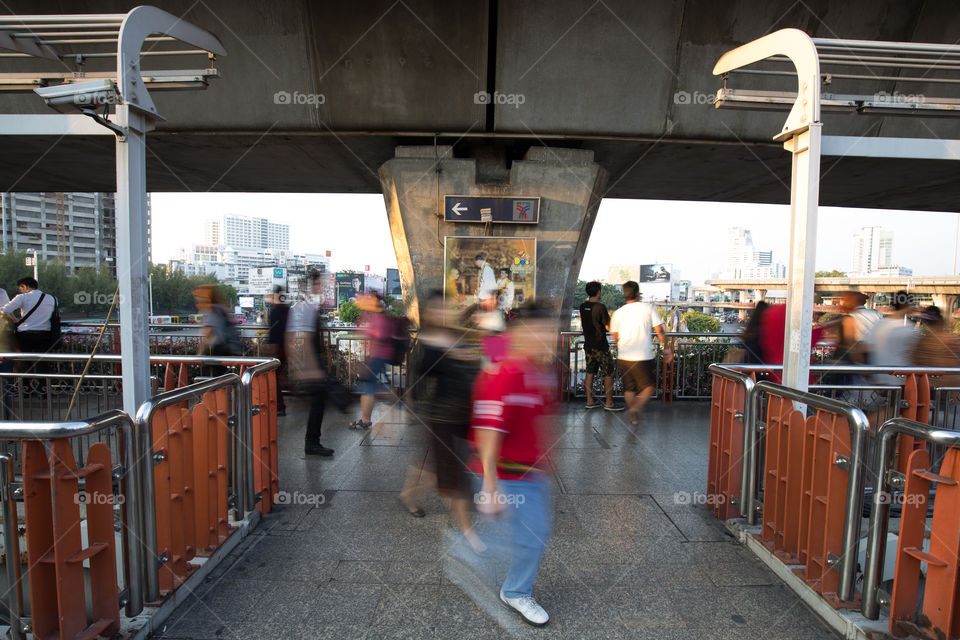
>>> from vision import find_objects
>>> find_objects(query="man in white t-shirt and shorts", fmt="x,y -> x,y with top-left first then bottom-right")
609,281 -> 673,425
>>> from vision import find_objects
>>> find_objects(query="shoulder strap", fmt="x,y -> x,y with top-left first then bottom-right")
15,293 -> 46,328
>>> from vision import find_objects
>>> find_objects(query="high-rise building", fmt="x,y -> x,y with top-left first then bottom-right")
851,226 -> 911,276
724,227 -> 784,279
205,214 -> 290,252
0,192 -> 151,274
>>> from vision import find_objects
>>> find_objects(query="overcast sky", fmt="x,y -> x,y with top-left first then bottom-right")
151,192 -> 958,286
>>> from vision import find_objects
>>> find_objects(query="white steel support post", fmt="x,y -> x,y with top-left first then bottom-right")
114,103 -> 152,416
781,124 -> 821,392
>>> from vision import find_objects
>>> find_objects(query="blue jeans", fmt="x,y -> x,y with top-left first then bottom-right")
490,475 -> 554,598
360,357 -> 386,395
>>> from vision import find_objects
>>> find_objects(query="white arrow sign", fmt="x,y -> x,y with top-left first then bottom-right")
451,202 -> 468,216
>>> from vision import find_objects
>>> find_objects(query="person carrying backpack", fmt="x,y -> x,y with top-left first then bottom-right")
3,277 -> 60,373
350,293 -> 402,431
194,285 -> 241,377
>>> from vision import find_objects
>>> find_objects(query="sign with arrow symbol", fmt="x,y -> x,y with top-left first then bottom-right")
443,195 -> 540,224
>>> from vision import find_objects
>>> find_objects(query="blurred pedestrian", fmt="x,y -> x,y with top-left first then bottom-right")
194,284 -> 241,378
870,291 -> 919,386
912,306 -> 960,386
610,280 -> 672,425
740,301 -> 768,364
266,285 -> 289,416
350,293 -> 391,431
287,272 -> 334,456
758,303 -> 824,384
579,281 -> 622,411
835,291 -> 881,366
401,293 -> 481,542
469,303 -> 559,626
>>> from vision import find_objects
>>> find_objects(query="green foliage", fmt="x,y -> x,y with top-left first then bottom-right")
815,270 -> 847,277
383,295 -> 405,318
573,280 -> 626,312
0,252 -> 237,317
682,309 -> 721,333
338,300 -> 361,324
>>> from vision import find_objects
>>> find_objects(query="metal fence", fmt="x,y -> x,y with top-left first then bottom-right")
0,354 -> 281,639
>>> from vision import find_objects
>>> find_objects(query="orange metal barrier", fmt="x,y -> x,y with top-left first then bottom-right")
24,439 -> 120,640
707,373 -> 745,519
896,373 -> 930,473
151,384 -> 235,594
250,371 -> 279,513
889,447 -> 960,638
760,392 -> 859,608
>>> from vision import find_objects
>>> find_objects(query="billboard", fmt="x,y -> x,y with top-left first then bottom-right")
639,264 -> 671,283
335,272 -> 364,304
248,267 -> 286,295
317,272 -> 336,308
386,268 -> 402,297
443,236 -> 536,314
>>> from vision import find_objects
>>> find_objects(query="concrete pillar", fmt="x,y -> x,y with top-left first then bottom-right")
379,146 -> 607,326
756,289 -> 767,303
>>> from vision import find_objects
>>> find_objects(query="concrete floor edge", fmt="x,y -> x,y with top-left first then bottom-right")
123,510 -> 263,640
724,519 -> 889,640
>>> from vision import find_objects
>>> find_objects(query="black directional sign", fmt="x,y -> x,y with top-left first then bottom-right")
444,195 -> 540,224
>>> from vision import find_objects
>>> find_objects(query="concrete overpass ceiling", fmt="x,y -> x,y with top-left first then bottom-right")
2,0 -> 960,207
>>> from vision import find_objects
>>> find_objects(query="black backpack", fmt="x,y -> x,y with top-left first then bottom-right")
387,315 -> 410,365
49,296 -> 61,346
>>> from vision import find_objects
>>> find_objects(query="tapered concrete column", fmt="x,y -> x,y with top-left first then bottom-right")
380,146 -> 607,326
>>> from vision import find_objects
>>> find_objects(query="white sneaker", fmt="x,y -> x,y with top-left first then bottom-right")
500,589 -> 549,626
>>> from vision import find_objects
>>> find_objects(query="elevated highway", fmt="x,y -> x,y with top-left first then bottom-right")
2,0 -> 960,211
707,276 -> 960,310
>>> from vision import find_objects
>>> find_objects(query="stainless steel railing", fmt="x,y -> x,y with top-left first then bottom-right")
861,417 -> 960,619
0,410 -> 140,638
133,373 -> 242,604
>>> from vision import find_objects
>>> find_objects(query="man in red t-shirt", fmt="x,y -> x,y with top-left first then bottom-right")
468,306 -> 557,626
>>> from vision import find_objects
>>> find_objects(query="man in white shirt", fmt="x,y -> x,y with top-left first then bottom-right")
609,281 -> 673,425
3,277 -> 55,348
474,254 -> 498,309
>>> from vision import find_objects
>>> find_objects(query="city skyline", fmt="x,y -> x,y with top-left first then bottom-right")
151,193 -> 959,287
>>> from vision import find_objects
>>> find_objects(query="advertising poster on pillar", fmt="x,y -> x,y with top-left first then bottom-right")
443,236 -> 536,314
336,272 -> 364,304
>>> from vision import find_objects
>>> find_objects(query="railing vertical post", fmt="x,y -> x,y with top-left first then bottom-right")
839,406 -> 870,602
135,403 -> 160,602
740,380 -> 758,524
0,454 -> 24,640
863,427 -> 898,619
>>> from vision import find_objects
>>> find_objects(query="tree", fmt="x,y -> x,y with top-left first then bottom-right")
573,280 -> 626,312
338,300 -> 360,323
815,270 -> 847,277
682,309 -> 721,333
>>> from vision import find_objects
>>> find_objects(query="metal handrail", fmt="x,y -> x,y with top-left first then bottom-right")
754,381 -> 871,603
133,373 -> 241,604
0,410 -> 140,626
238,359 -> 280,514
861,417 -> 960,619
707,364 -> 757,522
0,353 -> 277,365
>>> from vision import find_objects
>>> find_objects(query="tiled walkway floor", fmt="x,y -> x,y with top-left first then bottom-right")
158,397 -> 839,639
